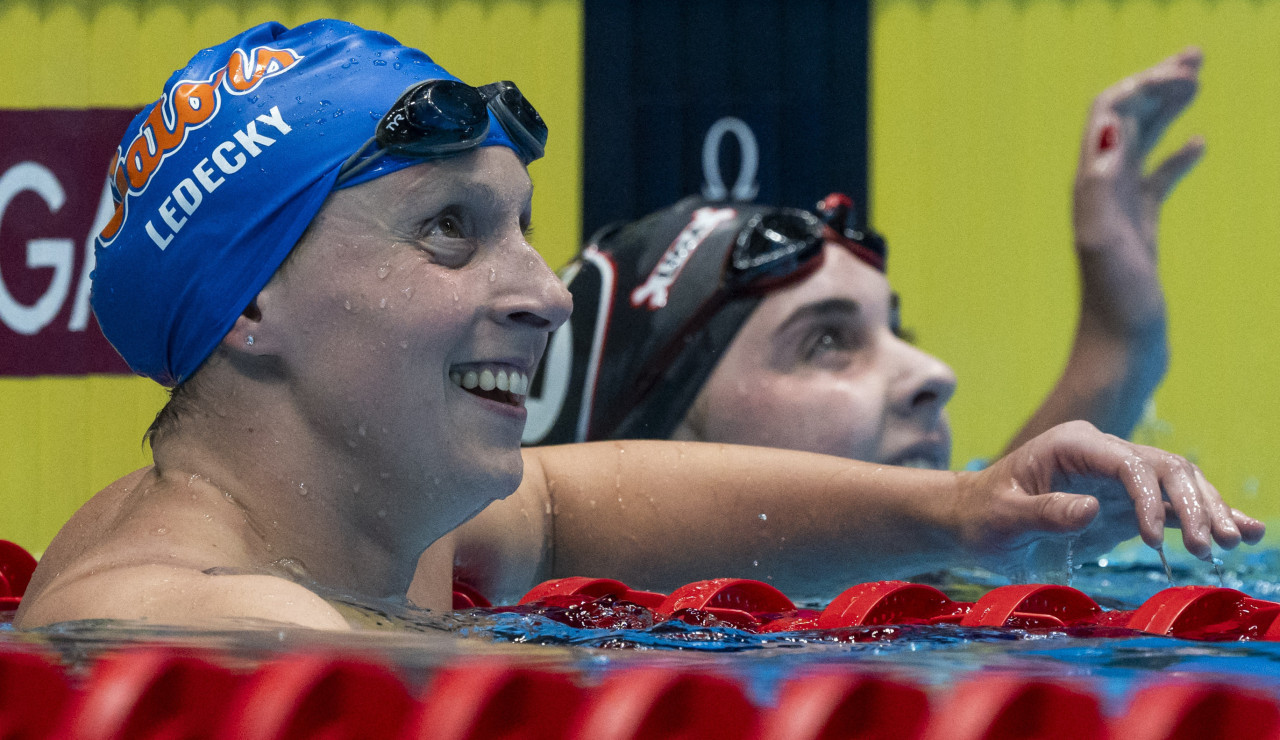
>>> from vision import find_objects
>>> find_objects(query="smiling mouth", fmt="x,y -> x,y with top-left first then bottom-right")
450,366 -> 530,407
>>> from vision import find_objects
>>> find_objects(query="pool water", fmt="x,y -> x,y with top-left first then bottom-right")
6,541 -> 1280,710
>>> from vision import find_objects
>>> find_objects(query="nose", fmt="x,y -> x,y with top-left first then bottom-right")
888,337 -> 957,420
490,240 -> 573,332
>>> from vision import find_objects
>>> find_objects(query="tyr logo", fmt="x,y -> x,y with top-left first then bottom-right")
630,207 -> 736,310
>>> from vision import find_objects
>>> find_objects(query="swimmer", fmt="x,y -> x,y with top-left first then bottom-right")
442,49 -> 1262,601
16,24 -> 1259,629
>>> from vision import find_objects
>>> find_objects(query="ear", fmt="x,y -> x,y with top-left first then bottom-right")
220,295 -> 271,355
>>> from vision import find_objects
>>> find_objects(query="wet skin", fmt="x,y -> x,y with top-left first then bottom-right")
676,244 -> 958,469
16,148 -> 573,628
258,147 -> 572,528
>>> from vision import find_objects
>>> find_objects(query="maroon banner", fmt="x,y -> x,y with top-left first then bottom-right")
0,109 -> 139,376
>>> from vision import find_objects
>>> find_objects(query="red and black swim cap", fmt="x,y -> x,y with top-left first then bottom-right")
523,194 -> 887,445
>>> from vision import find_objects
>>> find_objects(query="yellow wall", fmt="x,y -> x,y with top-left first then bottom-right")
7,0 -> 1277,554
872,0 -> 1280,519
0,0 -> 582,553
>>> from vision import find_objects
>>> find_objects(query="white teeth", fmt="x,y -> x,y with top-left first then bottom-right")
450,367 -> 529,395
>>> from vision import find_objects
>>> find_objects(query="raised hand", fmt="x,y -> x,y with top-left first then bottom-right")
1073,47 -> 1204,335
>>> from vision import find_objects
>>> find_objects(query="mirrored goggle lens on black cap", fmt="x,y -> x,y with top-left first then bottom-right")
729,209 -> 826,285
377,79 -> 490,154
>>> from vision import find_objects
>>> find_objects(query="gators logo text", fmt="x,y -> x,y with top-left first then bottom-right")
98,45 -> 303,247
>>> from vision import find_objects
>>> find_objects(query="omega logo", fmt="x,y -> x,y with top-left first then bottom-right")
701,117 -> 759,202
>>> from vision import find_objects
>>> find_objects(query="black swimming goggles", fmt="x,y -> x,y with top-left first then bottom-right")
335,79 -> 548,187
611,207 -> 830,436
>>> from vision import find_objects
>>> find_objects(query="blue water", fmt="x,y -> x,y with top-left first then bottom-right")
5,541 -> 1280,708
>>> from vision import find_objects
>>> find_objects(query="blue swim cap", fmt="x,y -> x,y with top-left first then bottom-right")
91,19 -> 527,386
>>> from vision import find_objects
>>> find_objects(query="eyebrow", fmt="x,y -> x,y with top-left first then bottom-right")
401,171 -> 534,217
773,297 -> 861,338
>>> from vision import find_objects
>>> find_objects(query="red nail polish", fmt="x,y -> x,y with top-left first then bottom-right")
1098,124 -> 1117,151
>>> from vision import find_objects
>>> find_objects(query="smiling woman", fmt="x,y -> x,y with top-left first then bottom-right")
14,19 -> 1263,630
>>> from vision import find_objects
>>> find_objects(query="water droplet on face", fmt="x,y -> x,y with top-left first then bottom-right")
758,513 -> 767,521
297,482 -> 308,496
401,286 -> 414,300
398,341 -> 408,349
343,300 -> 353,312
489,268 -> 496,282
153,527 -> 168,536
752,560 -> 759,567
377,263 -> 391,279
379,297 -> 388,309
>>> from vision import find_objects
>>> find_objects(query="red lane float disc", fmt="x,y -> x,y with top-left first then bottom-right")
0,648 -> 71,740
217,653 -> 415,740
922,674 -> 1107,740
1127,586 -> 1280,639
408,659 -> 585,740
567,667 -> 759,740
760,668 -> 930,740
960,584 -> 1100,629
453,579 -> 492,609
58,647 -> 237,740
818,581 -> 965,629
0,540 -> 37,609
1112,680 -> 1280,740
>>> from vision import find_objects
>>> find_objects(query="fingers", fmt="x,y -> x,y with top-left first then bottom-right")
1155,455 -> 1213,559
1113,449 -> 1168,550
1089,47 -> 1202,167
1233,508 -> 1267,545
1147,135 -> 1206,202
1029,491 -> 1101,533
1032,422 -> 1254,558
1193,467 -> 1243,552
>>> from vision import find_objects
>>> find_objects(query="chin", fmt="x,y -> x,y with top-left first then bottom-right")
473,448 -> 527,499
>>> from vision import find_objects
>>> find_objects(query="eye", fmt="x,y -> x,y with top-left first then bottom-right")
800,324 -> 858,364
412,212 -> 477,267
424,214 -> 465,240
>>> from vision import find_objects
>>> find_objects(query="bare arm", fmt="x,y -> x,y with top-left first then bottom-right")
1007,49 -> 1204,453
504,421 -> 1262,601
